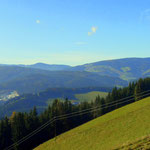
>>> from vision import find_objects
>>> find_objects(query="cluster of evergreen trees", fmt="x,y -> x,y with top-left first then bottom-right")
1,78 -> 150,150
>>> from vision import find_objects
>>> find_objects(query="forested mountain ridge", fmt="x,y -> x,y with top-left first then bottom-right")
0,66 -> 126,94
3,57 -> 150,82
0,57 -> 150,94
67,58 -> 150,81
0,87 -> 111,118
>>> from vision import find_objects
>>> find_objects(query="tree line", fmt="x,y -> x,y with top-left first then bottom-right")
1,77 -> 150,150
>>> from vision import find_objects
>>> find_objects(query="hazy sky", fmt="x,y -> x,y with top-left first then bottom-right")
0,0 -> 150,65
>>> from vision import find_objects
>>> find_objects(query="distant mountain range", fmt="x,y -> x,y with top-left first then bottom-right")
11,57 -> 150,81
19,63 -> 71,71
0,65 -> 126,94
0,57 -> 150,94
67,58 -> 150,81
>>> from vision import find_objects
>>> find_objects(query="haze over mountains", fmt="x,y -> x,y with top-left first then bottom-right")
16,57 -> 150,81
0,66 -> 125,94
32,58 -> 150,81
0,58 -> 150,94
19,63 -> 71,71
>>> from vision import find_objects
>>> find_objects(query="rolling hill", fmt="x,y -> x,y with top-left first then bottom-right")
1,58 -> 150,94
0,66 -> 126,94
19,63 -> 71,71
2,58 -> 150,83
1,57 -> 150,112
35,96 -> 150,150
68,58 -> 150,81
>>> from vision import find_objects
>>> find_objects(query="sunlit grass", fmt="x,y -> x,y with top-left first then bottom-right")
35,97 -> 150,150
115,135 -> 150,150
75,91 -> 108,102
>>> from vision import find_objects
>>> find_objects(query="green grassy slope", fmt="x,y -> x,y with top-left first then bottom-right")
75,91 -> 108,102
116,135 -> 150,150
35,96 -> 150,150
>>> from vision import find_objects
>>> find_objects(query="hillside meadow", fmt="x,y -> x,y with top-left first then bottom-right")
35,96 -> 150,150
75,91 -> 108,102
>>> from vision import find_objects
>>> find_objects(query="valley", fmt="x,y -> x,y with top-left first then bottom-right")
1,58 -> 150,150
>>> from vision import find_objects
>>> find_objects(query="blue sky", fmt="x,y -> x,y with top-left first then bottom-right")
0,0 -> 150,66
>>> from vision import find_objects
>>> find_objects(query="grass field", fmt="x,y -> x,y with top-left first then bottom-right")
35,96 -> 150,150
75,91 -> 108,102
46,91 -> 108,104
116,135 -> 150,150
